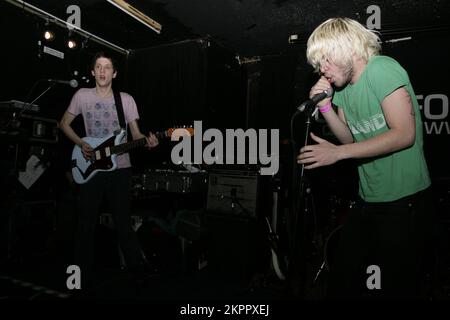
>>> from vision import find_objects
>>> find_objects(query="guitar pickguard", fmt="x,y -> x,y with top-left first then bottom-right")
71,132 -> 124,184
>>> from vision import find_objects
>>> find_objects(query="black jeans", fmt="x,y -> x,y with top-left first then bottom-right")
327,187 -> 434,300
74,168 -> 143,289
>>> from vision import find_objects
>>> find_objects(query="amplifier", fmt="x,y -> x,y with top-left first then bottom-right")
137,169 -> 208,194
0,113 -> 59,144
206,170 -> 264,218
22,114 -> 59,143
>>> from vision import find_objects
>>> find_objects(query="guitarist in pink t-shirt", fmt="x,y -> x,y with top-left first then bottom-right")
60,51 -> 158,290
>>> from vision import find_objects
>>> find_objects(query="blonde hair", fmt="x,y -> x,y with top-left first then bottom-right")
306,17 -> 381,73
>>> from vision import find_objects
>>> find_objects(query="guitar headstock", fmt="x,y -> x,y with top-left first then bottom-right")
166,126 -> 194,139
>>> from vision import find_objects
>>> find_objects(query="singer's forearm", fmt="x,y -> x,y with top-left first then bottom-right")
331,87 -> 415,161
337,127 -> 414,160
322,109 -> 354,144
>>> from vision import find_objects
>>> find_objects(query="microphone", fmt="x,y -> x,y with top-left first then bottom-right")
47,79 -> 79,88
297,87 -> 334,112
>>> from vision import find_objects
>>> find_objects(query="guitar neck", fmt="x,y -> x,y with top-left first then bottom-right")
110,137 -> 146,154
110,130 -> 167,155
155,131 -> 168,140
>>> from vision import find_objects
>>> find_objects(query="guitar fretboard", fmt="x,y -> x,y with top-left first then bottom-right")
109,131 -> 168,155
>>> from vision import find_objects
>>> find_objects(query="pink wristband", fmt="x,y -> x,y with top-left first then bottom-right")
319,102 -> 332,113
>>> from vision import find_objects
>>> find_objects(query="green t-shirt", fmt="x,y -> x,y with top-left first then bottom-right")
332,55 -> 430,202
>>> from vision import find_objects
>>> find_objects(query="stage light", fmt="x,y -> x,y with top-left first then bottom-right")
67,39 -> 77,49
43,30 -> 54,41
42,20 -> 55,41
66,30 -> 78,49
6,0 -> 129,55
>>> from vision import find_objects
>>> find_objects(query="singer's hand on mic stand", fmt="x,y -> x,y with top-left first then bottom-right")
297,132 -> 342,169
310,76 -> 333,107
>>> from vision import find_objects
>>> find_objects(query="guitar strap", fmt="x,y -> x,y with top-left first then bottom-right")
113,90 -> 126,129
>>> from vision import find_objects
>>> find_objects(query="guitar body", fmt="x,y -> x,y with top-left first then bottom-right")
71,131 -> 125,184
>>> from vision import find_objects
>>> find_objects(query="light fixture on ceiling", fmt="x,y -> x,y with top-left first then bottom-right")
5,0 -> 129,55
106,0 -> 162,34
43,30 -> 54,41
67,39 -> 77,49
67,31 -> 77,49
43,20 -> 55,41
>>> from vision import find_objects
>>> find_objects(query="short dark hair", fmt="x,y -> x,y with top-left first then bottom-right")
90,51 -> 117,72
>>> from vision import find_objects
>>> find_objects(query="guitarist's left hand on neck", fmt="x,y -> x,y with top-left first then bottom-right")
129,120 -> 158,150
145,132 -> 159,149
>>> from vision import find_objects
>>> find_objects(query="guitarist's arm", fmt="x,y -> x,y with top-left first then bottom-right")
60,111 -> 93,159
128,120 -> 159,149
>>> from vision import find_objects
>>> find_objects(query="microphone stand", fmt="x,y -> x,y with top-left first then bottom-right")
17,81 -> 57,119
287,103 -> 317,297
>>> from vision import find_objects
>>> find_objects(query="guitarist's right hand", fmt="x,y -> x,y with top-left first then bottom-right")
81,142 -> 94,160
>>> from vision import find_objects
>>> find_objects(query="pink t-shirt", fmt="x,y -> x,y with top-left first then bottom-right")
67,88 -> 139,168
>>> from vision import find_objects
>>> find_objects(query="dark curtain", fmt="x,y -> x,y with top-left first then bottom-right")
257,55 -> 299,136
127,39 -> 209,132
126,39 -> 246,168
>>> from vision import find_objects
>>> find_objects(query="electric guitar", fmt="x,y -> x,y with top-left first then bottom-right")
71,127 -> 193,184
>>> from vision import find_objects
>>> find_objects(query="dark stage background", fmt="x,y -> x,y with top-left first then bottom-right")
1,0 -> 449,300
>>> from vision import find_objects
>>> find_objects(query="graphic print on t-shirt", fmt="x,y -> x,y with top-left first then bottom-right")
85,101 -> 120,138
